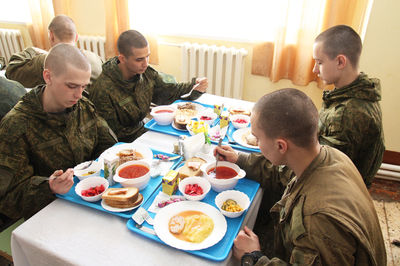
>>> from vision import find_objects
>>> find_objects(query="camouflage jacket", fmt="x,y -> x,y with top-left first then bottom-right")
88,57 -> 203,142
5,47 -> 103,88
237,152 -> 294,216
0,86 -> 117,220
318,73 -> 384,187
254,146 -> 386,266
0,77 -> 26,120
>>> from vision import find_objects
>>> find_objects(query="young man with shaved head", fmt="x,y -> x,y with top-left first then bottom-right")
216,88 -> 386,265
5,15 -> 103,88
0,44 -> 116,226
88,30 -> 208,142
313,25 -> 384,188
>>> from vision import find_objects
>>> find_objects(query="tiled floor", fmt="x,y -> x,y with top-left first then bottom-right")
369,178 -> 400,265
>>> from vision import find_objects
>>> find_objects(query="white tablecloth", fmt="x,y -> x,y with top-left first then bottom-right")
11,94 -> 261,266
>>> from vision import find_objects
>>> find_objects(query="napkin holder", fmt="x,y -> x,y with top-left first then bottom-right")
182,132 -> 205,160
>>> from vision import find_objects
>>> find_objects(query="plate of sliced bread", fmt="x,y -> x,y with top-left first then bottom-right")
101,187 -> 143,212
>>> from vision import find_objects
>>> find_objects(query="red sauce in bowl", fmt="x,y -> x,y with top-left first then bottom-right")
155,109 -> 173,114
119,165 -> 149,179
207,166 -> 237,179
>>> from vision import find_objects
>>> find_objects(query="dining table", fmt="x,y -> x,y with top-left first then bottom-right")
10,93 -> 263,266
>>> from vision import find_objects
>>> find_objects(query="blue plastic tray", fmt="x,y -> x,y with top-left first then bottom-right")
126,165 -> 260,261
145,100 -> 260,153
56,148 -> 183,219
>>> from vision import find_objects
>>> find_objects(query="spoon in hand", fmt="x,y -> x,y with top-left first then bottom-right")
214,138 -> 223,173
180,83 -> 200,98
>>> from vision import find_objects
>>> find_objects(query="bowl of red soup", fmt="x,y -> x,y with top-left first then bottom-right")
150,105 -> 176,125
114,160 -> 151,190
201,161 -> 246,192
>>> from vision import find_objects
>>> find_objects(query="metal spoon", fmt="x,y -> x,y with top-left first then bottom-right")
214,138 -> 223,173
180,83 -> 200,98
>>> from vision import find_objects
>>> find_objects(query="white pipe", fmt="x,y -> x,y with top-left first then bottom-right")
159,41 -> 183,48
380,163 -> 400,172
376,169 -> 400,178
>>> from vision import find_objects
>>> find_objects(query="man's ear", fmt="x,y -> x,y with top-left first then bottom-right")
118,54 -> 125,64
43,69 -> 51,84
276,138 -> 288,154
337,54 -> 347,70
74,33 -> 79,43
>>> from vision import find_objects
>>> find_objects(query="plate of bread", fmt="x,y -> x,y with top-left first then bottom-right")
101,187 -> 143,212
153,201 -> 227,250
232,128 -> 259,149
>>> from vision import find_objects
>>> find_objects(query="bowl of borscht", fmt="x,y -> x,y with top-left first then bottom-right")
201,161 -> 246,192
114,160 -> 151,190
150,105 -> 175,125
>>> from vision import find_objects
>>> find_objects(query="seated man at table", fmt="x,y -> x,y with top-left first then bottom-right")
0,44 -> 117,225
88,30 -> 208,142
216,88 -> 386,265
313,25 -> 384,188
5,15 -> 103,88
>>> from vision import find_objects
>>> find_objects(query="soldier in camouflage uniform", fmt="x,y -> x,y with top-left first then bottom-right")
88,30 -> 208,142
314,25 -> 384,188
0,76 -> 26,121
5,15 -> 103,88
0,44 -> 117,224
216,89 -> 386,265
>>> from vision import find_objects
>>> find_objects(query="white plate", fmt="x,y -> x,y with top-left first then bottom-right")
171,121 -> 188,131
171,102 -> 206,112
97,143 -> 153,169
232,128 -> 259,149
101,198 -> 142,212
154,201 -> 227,250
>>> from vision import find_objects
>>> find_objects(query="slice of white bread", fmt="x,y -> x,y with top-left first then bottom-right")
102,187 -> 142,208
174,114 -> 191,130
178,157 -> 207,180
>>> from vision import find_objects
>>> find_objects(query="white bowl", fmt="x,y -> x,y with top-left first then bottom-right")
150,105 -> 175,125
75,176 -> 109,202
197,111 -> 218,126
113,160 -> 151,190
74,161 -> 102,181
178,176 -> 211,201
201,161 -> 246,192
230,114 -> 250,129
215,190 -> 250,218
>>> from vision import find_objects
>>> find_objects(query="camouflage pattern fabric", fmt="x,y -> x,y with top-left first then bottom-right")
0,86 -> 117,220
0,56 -> 6,70
253,146 -> 386,265
88,57 -> 203,142
0,77 -> 26,121
5,47 -> 47,88
5,47 -> 103,88
318,72 -> 384,187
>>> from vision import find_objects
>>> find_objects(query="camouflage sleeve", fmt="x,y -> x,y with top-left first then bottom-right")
288,213 -> 361,265
88,78 -> 121,134
236,152 -> 294,188
5,47 -> 47,88
319,103 -> 372,164
92,115 -> 118,158
0,134 -> 55,220
151,70 -> 203,105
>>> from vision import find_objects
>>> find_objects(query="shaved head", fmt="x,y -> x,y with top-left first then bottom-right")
117,30 -> 148,57
254,88 -> 319,148
48,15 -> 77,43
44,43 -> 90,76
